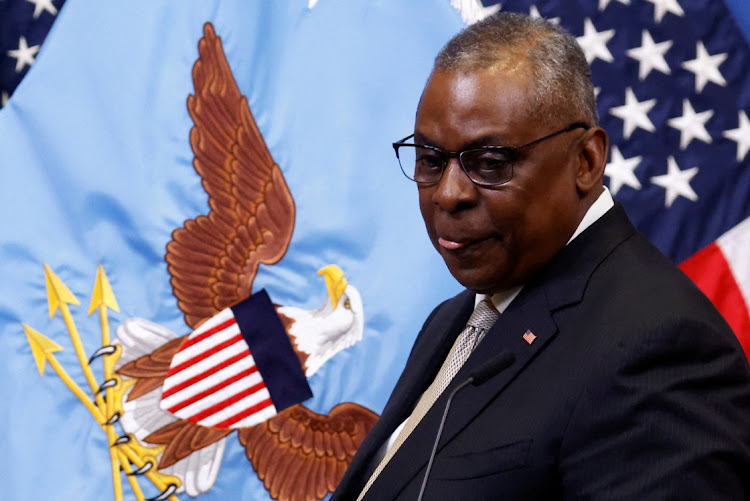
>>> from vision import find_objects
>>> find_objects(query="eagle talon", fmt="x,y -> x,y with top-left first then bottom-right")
97,378 -> 118,394
129,461 -> 153,476
147,483 -> 177,501
105,412 -> 121,425
113,435 -> 131,446
88,345 -> 117,364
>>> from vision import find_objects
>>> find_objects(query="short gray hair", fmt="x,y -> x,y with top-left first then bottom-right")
434,12 -> 598,126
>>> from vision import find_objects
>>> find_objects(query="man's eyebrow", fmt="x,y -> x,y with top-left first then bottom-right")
463,135 -> 512,149
413,132 -> 437,147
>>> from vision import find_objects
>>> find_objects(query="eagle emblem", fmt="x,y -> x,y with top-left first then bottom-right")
110,22 -> 377,500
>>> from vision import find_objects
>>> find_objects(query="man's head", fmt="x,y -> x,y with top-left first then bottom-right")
413,12 -> 608,294
434,12 -> 598,128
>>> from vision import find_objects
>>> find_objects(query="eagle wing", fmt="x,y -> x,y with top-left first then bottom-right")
166,22 -> 295,329
238,403 -> 378,501
114,319 -> 227,496
118,334 -> 185,400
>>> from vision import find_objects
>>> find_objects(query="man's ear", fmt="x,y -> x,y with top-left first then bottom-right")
576,127 -> 609,195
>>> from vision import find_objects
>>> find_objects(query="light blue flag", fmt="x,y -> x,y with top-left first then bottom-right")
0,1 -> 466,500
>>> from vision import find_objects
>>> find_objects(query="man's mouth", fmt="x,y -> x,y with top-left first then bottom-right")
437,236 -> 492,251
438,237 -> 467,250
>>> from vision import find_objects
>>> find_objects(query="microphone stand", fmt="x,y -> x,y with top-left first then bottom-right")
416,377 -> 474,501
416,351 -> 515,501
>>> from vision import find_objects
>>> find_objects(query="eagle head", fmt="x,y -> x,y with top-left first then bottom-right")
278,264 -> 364,377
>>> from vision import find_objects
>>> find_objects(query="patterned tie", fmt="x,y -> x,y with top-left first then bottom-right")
357,298 -> 499,500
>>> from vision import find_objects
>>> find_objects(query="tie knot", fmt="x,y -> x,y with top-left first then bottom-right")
468,298 -> 499,332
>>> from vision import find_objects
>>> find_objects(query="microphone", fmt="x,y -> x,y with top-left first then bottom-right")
416,351 -> 515,501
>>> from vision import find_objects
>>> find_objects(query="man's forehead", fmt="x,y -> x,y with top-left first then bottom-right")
415,66 -> 538,147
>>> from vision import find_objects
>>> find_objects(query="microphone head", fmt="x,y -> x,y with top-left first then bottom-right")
470,352 -> 515,385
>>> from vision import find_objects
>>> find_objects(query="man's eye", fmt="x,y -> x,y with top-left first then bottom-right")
469,151 -> 511,172
416,150 -> 443,171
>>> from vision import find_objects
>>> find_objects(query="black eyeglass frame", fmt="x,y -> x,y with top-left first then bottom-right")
392,121 -> 590,187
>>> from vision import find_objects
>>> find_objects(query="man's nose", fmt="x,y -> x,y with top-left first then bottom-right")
431,157 -> 478,212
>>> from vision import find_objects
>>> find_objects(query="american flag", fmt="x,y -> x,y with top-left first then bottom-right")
466,0 -> 750,357
0,0 -> 65,108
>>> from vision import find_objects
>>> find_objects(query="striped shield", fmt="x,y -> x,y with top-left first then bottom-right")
160,290 -> 312,429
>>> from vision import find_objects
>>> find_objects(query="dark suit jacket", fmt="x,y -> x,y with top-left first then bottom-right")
332,204 -> 750,500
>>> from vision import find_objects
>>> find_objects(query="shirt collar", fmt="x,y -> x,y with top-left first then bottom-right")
566,186 -> 614,244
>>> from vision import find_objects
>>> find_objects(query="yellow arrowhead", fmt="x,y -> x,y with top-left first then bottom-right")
23,324 -> 63,376
318,264 -> 348,310
44,263 -> 80,318
88,264 -> 120,315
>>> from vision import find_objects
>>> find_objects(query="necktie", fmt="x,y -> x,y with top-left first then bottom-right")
357,298 -> 499,500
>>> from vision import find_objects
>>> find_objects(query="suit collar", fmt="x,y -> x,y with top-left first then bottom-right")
537,202 -> 635,311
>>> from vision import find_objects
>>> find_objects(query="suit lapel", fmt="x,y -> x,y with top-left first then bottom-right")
380,290 -> 476,428
433,286 -> 557,448
367,203 -> 638,498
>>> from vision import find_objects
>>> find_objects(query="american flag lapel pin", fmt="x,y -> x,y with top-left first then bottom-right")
523,329 -> 537,345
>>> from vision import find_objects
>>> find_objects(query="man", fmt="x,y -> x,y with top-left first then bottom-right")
332,12 -> 750,500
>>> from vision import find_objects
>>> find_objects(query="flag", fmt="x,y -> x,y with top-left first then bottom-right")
0,0 -> 66,107
0,1 -> 464,500
480,0 -> 750,357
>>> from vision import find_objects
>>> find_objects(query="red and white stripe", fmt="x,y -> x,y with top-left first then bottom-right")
160,307 -> 277,428
681,216 -> 750,359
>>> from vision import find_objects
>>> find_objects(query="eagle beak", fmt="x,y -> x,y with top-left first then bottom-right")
317,264 -> 348,310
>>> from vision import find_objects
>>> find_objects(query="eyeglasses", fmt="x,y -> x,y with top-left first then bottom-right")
392,122 -> 589,187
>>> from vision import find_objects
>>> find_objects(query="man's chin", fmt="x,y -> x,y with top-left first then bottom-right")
445,265 -> 512,295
